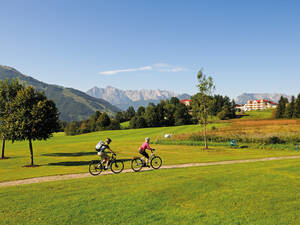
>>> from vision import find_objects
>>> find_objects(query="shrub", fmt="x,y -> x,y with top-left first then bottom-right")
265,136 -> 285,144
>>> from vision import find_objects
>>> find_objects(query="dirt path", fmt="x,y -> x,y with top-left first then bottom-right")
1,155 -> 300,188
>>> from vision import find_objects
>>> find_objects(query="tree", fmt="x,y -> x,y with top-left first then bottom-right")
0,79 -> 24,159
144,103 -> 159,127
170,97 -> 180,105
87,111 -> 101,131
115,111 -> 124,122
96,112 -> 111,129
164,100 -> 175,126
174,103 -> 191,125
218,105 -> 231,120
11,86 -> 60,166
285,96 -> 295,118
275,96 -> 288,119
294,94 -> 300,118
156,100 -> 166,126
191,69 -> 215,149
126,106 -> 136,120
136,106 -> 145,117
64,121 -> 79,135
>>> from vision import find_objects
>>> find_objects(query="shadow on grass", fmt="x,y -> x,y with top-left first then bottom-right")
48,158 -> 132,166
43,152 -> 96,157
48,161 -> 91,166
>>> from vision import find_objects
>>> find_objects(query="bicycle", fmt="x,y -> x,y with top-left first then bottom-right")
131,149 -> 162,172
89,153 -> 124,176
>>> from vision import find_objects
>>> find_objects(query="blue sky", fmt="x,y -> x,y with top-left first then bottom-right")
0,0 -> 299,98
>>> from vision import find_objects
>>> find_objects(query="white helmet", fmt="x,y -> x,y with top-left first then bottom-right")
145,137 -> 150,142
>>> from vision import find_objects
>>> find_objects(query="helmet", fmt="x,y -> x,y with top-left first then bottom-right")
145,137 -> 150,142
106,138 -> 112,144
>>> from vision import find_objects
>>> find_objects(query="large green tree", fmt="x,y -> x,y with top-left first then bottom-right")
96,112 -> 111,129
275,96 -> 288,119
174,103 -> 191,126
294,94 -> 300,118
191,69 -> 215,149
11,86 -> 60,166
0,79 -> 24,159
285,96 -> 295,118
144,103 -> 159,127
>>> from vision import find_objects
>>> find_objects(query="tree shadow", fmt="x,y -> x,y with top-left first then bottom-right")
48,161 -> 91,166
118,158 -> 132,162
43,152 -> 96,157
47,158 -> 132,167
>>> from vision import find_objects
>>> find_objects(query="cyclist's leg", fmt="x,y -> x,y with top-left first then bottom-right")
139,150 -> 149,166
98,152 -> 106,164
105,154 -> 111,168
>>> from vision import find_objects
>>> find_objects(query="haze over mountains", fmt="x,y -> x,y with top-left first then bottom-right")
235,93 -> 291,104
0,65 -> 119,122
86,86 -> 191,110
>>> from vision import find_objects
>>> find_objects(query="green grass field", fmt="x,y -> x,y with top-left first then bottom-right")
237,109 -> 274,120
1,122 -> 299,182
1,158 -> 300,225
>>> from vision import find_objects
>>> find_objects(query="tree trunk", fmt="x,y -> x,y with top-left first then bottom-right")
29,139 -> 34,166
203,123 -> 208,149
1,138 -> 5,159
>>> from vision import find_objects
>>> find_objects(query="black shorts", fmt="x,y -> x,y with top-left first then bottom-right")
139,149 -> 149,159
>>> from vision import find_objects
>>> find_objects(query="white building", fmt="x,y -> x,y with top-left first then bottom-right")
236,99 -> 277,111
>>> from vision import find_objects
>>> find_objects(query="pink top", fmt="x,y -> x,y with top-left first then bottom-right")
141,142 -> 151,151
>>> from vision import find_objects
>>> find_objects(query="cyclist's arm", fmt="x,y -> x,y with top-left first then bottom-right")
107,146 -> 116,155
146,143 -> 152,150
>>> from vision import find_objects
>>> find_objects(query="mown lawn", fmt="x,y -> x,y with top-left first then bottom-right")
237,109 -> 274,120
0,122 -> 299,182
1,158 -> 300,224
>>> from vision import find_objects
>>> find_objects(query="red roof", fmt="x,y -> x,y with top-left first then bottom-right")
181,99 -> 191,102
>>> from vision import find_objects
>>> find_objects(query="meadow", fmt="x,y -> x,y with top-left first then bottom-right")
0,120 -> 299,182
1,158 -> 300,224
157,118 -> 300,150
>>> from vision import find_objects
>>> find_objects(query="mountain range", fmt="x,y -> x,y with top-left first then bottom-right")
86,86 -> 191,110
235,93 -> 291,104
0,65 -> 119,122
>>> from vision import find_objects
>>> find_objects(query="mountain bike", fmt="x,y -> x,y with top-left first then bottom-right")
131,149 -> 162,172
89,153 -> 124,176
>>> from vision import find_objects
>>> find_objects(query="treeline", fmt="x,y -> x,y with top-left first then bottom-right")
64,111 -> 120,135
116,95 -> 236,129
275,94 -> 300,119
129,97 -> 192,128
64,94 -> 236,134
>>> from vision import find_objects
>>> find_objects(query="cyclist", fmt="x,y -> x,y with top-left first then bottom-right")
138,137 -> 153,167
96,138 -> 116,169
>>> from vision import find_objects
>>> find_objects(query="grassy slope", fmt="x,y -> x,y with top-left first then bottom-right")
1,159 -> 300,224
0,122 -> 299,182
237,109 -> 274,120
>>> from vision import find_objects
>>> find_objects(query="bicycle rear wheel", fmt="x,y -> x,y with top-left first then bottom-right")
110,160 -> 124,174
89,160 -> 103,176
131,158 -> 143,172
150,156 -> 162,169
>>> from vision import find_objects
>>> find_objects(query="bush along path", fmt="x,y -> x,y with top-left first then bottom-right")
1,155 -> 300,188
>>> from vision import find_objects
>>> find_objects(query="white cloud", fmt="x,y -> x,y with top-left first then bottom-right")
99,66 -> 152,75
99,63 -> 188,75
153,63 -> 188,73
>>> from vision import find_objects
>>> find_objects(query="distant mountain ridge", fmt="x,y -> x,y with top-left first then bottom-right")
87,86 -> 191,110
0,65 -> 119,122
236,93 -> 291,104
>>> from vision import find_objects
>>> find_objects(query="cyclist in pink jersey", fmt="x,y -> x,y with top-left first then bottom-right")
138,137 -> 152,167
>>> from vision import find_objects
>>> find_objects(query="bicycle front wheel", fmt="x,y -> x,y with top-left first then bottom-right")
89,160 -> 103,176
131,158 -> 143,172
110,160 -> 124,174
150,156 -> 162,169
